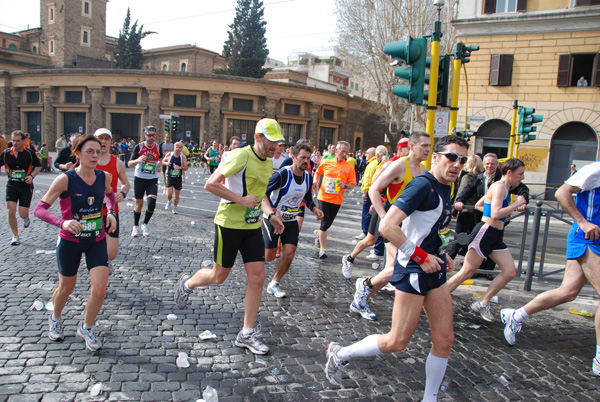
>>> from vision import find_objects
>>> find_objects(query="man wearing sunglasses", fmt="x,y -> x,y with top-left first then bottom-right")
325,135 -> 469,401
348,131 -> 430,320
128,125 -> 163,238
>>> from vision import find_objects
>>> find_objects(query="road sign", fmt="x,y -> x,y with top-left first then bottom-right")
170,112 -> 179,118
467,115 -> 486,122
434,111 -> 449,138
159,114 -> 171,119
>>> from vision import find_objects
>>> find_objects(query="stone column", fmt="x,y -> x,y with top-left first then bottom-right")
9,88 -> 20,134
338,108 -> 348,143
41,87 -> 57,151
265,97 -> 278,118
147,88 -> 162,132
208,92 -> 224,143
89,86 -> 104,131
307,103 -> 321,146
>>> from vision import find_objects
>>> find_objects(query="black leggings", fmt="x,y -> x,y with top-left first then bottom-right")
318,200 -> 341,232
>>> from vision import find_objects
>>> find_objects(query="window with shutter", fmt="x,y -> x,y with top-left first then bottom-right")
516,0 -> 527,12
489,55 -> 513,86
557,54 -> 572,87
593,54 -> 600,87
490,55 -> 501,85
484,0 -> 496,14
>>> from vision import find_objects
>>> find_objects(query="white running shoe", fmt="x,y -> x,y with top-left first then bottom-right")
366,252 -> 384,261
349,300 -> 377,321
267,282 -> 286,298
77,324 -> 102,351
354,232 -> 366,240
48,315 -> 64,341
325,342 -> 347,386
500,308 -> 522,345
319,249 -> 327,259
131,226 -> 140,237
141,224 -> 150,237
172,206 -> 178,214
471,301 -> 495,322
593,357 -> 600,376
382,283 -> 396,293
165,201 -> 171,210
341,255 -> 353,278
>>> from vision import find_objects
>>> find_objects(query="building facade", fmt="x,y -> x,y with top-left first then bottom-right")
453,0 -> 600,197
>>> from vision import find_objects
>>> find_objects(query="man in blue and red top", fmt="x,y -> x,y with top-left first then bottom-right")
501,160 -> 600,377
325,135 -> 469,402
128,125 -> 163,238
0,130 -> 41,245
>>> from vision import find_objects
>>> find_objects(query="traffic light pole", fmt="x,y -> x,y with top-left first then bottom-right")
509,100 -> 518,159
448,54 -> 462,136
424,18 -> 443,169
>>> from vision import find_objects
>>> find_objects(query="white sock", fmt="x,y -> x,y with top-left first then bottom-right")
269,280 -> 279,288
423,352 -> 448,402
183,280 -> 192,293
337,334 -> 382,362
513,307 -> 528,322
241,328 -> 254,337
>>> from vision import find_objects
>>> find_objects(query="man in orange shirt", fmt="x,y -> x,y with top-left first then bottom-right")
314,141 -> 356,259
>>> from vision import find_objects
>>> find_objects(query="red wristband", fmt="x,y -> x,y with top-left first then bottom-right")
410,246 -> 429,264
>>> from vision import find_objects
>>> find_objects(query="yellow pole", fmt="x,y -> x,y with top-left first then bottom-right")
448,57 -> 462,136
508,100 -> 518,159
425,26 -> 442,169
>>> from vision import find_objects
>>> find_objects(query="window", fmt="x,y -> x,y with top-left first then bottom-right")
49,40 -> 55,55
557,53 -> 600,87
232,98 -> 254,112
49,6 -> 55,23
355,83 -> 359,91
162,64 -> 168,71
65,91 -> 83,104
181,63 -> 186,72
284,103 -> 301,116
323,108 -> 335,120
82,30 -> 89,45
483,0 -> 527,14
319,127 -> 334,150
116,92 -> 137,105
281,123 -> 302,145
576,0 -> 600,6
83,1 -> 90,16
174,94 -> 196,108
227,119 -> 257,142
26,92 -> 40,104
32,46 -> 37,54
489,54 -> 514,86
8,44 -> 17,50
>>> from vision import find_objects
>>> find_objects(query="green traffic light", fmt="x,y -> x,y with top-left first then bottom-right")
384,37 -> 427,105
518,106 -> 543,142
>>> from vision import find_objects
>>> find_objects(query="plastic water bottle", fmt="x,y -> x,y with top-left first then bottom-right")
372,262 -> 382,269
202,385 -> 219,402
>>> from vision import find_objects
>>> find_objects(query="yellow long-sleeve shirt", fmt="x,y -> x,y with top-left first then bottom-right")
360,157 -> 382,192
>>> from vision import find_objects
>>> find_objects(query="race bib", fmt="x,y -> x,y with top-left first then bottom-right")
324,177 -> 339,194
438,227 -> 452,251
74,213 -> 102,239
245,203 -> 262,224
281,205 -> 300,221
9,170 -> 26,181
169,169 -> 181,177
141,161 -> 157,174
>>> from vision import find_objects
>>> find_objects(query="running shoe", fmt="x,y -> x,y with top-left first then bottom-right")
172,206 -> 178,214
471,301 -> 495,322
319,249 -> 327,259
267,282 -> 286,298
174,274 -> 192,309
354,277 -> 373,308
131,226 -> 140,238
23,217 -> 30,228
349,300 -> 377,321
10,235 -> 20,246
77,324 -> 102,351
382,283 -> 396,293
165,200 -> 171,210
500,308 -> 522,345
366,252 -> 384,261
341,255 -> 353,278
354,232 -> 366,240
235,329 -> 269,355
48,315 -> 64,341
593,357 -> 600,376
325,342 -> 347,386
141,223 -> 150,237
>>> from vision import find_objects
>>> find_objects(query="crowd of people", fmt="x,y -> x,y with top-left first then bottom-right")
1,121 -> 599,401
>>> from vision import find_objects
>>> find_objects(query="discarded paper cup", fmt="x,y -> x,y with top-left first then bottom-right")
90,383 -> 103,396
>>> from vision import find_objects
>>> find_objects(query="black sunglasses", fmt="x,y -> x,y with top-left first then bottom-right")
437,152 -> 468,164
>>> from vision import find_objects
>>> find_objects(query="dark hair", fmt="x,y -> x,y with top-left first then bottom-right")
293,143 -> 312,156
73,134 -> 101,154
433,135 -> 469,153
11,130 -> 25,140
230,136 -> 240,144
500,158 -> 525,175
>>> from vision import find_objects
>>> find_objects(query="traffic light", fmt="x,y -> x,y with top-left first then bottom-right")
171,119 -> 178,134
425,54 -> 450,107
518,106 -> 543,142
456,130 -> 476,141
164,119 -> 171,134
457,43 -> 480,64
384,37 -> 427,105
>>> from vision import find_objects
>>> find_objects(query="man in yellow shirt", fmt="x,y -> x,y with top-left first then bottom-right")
314,141 -> 356,259
355,147 -> 377,240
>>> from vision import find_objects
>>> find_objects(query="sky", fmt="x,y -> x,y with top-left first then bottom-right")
0,0 -> 339,63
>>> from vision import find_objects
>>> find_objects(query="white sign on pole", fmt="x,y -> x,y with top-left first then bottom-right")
434,111 -> 450,138
186,131 -> 191,138
159,114 -> 171,119
467,116 -> 486,122
242,133 -> 247,140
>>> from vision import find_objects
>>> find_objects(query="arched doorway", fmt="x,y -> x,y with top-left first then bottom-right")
475,119 -> 510,159
354,136 -> 362,152
546,122 -> 598,199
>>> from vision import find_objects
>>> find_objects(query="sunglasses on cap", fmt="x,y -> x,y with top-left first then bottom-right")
144,126 -> 157,133
437,152 -> 468,164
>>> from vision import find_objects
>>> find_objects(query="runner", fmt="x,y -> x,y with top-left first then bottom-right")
263,142 -> 323,298
271,142 -> 287,171
447,159 -> 527,321
349,132 -> 430,320
54,133 -> 79,171
313,141 -> 356,259
204,140 -> 220,174
160,134 -> 174,194
0,130 -> 42,245
500,161 -> 600,377
174,118 -> 285,355
128,126 -> 163,238
163,141 -> 188,214
33,134 -> 117,351
94,128 -> 130,268
324,135 -> 468,402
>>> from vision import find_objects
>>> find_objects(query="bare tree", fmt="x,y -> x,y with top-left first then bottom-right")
335,0 -> 458,145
